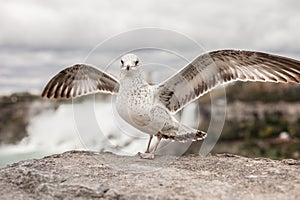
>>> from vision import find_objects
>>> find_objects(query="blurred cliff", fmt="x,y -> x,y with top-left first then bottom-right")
192,82 -> 300,159
0,93 -> 56,144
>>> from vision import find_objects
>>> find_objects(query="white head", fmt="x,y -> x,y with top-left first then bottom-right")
120,54 -> 140,71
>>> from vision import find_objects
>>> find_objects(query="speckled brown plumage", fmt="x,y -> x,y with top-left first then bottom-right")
157,50 -> 300,113
42,64 -> 119,98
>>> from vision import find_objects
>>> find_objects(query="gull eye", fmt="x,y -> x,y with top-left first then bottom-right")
135,60 -> 139,65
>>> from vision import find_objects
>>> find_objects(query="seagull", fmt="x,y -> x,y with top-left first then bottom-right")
42,50 -> 300,159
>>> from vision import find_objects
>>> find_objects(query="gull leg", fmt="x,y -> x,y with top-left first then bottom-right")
139,134 -> 162,159
145,135 -> 153,153
150,134 -> 162,154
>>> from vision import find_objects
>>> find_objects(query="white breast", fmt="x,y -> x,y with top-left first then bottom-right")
116,75 -> 154,129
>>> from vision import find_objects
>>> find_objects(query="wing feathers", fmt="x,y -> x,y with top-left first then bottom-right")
157,50 -> 300,113
42,64 -> 119,99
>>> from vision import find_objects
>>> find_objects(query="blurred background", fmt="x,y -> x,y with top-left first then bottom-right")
1,0 -> 300,167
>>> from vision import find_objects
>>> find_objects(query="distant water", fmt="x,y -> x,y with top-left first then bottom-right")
0,101 -> 135,167
0,99 -> 199,167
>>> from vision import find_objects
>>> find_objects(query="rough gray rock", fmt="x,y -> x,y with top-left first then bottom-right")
0,151 -> 299,200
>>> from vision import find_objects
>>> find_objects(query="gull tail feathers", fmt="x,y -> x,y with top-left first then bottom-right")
175,126 -> 207,142
160,125 -> 207,142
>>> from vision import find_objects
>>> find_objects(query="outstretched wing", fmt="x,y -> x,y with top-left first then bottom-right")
157,50 -> 300,113
42,64 -> 119,98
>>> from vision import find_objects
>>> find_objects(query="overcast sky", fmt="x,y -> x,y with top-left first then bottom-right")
1,0 -> 300,94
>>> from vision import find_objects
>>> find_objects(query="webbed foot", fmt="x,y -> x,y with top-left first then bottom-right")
138,152 -> 155,159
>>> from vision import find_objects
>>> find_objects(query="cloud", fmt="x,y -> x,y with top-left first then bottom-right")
1,0 -> 300,94
1,0 -> 300,51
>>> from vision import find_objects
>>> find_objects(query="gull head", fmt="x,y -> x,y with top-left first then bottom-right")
120,54 -> 139,71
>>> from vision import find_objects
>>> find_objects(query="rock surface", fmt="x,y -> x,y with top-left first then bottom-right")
0,151 -> 300,200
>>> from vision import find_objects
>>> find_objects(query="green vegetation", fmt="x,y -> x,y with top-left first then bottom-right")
220,111 -> 291,140
238,141 -> 300,159
226,82 -> 300,102
193,82 -> 300,159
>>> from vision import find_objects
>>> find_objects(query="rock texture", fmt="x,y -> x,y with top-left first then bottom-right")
0,151 -> 300,200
